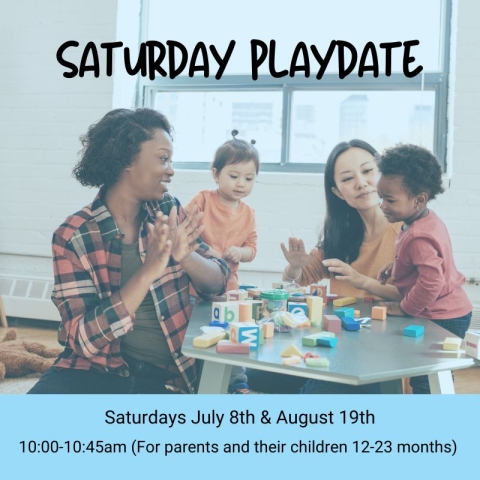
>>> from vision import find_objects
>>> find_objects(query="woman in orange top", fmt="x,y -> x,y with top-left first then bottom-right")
282,139 -> 401,301
249,140 -> 402,394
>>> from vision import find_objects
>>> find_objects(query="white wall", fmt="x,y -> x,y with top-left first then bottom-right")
0,0 -> 479,296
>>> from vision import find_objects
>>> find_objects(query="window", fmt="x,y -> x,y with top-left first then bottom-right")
137,0 -> 451,172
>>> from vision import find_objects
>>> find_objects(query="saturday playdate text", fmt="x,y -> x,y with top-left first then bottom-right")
56,39 -> 423,80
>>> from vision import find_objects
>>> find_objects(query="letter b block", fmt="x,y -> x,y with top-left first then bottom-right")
212,302 -> 239,323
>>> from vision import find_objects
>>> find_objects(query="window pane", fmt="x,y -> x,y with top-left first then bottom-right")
147,0 -> 443,75
154,91 -> 282,163
289,90 -> 436,163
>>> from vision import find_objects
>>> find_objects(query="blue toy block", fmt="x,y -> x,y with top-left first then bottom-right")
317,337 -> 338,347
288,302 -> 308,316
209,321 -> 229,329
341,316 -> 360,331
404,325 -> 424,337
334,307 -> 355,318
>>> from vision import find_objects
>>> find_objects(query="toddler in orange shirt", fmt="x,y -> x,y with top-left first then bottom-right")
186,130 -> 259,394
186,130 -> 259,292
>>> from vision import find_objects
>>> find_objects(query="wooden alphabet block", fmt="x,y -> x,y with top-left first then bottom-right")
211,301 -> 239,323
261,322 -> 274,339
249,300 -> 263,321
226,289 -> 248,301
404,325 -> 424,337
216,340 -> 250,354
371,306 -> 387,321
323,314 -> 342,333
443,337 -> 462,351
334,307 -> 355,318
288,302 -> 308,316
238,301 -> 253,322
309,284 -> 326,298
302,332 -> 336,346
229,322 -> 261,350
341,316 -> 360,331
193,330 -> 226,348
332,296 -> 356,307
306,296 -> 323,325
280,343 -> 304,358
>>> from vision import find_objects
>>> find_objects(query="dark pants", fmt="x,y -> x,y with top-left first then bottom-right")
409,312 -> 472,394
28,355 -> 180,394
246,369 -> 308,394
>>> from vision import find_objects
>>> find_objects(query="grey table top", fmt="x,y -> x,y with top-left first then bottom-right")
182,300 -> 475,386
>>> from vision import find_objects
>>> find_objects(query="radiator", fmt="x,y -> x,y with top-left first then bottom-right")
0,274 -> 60,322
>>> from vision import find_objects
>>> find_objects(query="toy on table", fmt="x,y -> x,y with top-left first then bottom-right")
371,306 -> 387,321
443,337 -> 462,351
280,343 -> 304,358
341,317 -> 360,331
193,330 -> 227,348
332,296 -> 356,307
334,307 -> 355,318
306,296 -> 323,326
216,340 -> 250,354
305,357 -> 330,367
465,331 -> 480,359
302,331 -> 335,347
229,322 -> 261,350
404,325 -> 424,337
323,314 -> 342,333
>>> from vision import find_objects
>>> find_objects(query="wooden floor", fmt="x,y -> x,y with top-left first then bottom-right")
1,320 -> 480,394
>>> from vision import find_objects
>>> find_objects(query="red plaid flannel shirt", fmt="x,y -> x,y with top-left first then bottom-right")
51,191 -> 229,393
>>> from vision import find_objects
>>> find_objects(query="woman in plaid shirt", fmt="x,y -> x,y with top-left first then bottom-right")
28,108 -> 230,394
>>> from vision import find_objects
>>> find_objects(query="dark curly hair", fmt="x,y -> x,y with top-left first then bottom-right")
73,108 -> 173,188
211,130 -> 260,174
377,144 -> 444,200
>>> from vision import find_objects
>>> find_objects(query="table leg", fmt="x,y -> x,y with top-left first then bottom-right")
428,370 -> 455,394
379,379 -> 403,394
197,361 -> 232,394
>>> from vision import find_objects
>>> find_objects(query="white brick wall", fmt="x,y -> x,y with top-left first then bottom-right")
0,0 -> 479,299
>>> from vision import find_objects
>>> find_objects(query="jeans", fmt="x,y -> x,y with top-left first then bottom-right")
28,355 -> 180,394
409,312 -> 472,394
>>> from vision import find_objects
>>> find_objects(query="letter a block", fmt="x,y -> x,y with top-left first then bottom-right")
288,302 -> 308,316
212,302 -> 239,323
229,322 -> 261,350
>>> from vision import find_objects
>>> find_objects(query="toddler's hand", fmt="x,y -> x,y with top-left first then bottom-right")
223,246 -> 242,263
377,301 -> 406,316
377,262 -> 394,285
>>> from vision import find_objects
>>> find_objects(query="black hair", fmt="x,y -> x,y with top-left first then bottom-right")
73,108 -> 173,188
319,139 -> 378,263
211,130 -> 260,174
378,144 -> 444,200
